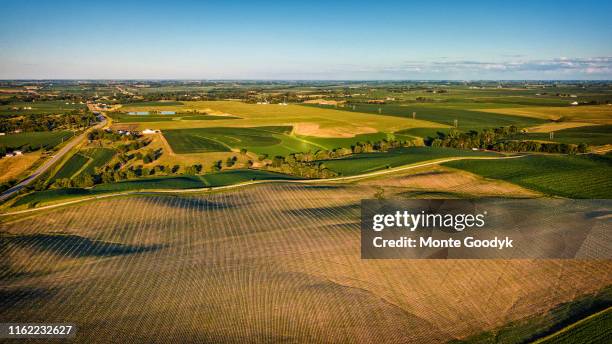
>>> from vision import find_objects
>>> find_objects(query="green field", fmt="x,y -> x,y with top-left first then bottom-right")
511,125 -> 612,145
11,188 -> 93,207
51,153 -> 90,180
537,308 -> 611,344
321,147 -> 501,176
304,103 -> 547,131
0,100 -> 86,116
0,131 -> 73,150
164,126 -> 421,157
457,287 -> 612,344
79,148 -> 116,175
92,169 -> 300,192
12,169 -> 301,208
445,154 -> 612,198
163,126 -> 324,156
51,148 -> 116,181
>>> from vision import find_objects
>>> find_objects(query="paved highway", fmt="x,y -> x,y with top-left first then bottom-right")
0,114 -> 107,203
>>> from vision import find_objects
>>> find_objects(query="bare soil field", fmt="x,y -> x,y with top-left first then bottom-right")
1,181 -> 609,343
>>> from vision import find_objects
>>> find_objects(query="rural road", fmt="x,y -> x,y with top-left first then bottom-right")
0,154 -> 525,217
0,114 -> 107,203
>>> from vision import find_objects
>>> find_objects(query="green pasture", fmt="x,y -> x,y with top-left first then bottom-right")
511,125 -> 612,145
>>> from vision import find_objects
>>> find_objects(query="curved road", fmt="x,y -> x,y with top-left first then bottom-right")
0,155 -> 524,217
0,116 -> 107,203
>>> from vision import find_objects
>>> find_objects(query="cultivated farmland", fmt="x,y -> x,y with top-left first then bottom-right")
305,103 -> 547,131
50,148 -> 116,181
1,184 -> 610,343
0,131 -> 73,150
445,154 -> 612,198
114,101 -> 444,134
511,124 -> 612,145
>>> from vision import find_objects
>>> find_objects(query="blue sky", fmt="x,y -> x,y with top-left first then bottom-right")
1,0 -> 611,79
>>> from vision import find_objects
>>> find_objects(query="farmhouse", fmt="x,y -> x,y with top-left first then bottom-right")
142,129 -> 160,135
571,101 -> 579,106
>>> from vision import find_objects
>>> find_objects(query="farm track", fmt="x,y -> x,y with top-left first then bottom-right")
1,182 -> 610,343
0,155 -> 524,216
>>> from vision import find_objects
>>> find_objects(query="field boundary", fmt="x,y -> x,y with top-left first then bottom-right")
0,155 -> 525,217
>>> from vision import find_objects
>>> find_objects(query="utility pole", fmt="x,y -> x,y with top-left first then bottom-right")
412,111 -> 416,119
378,107 -> 382,114
454,119 -> 458,128
550,131 -> 554,140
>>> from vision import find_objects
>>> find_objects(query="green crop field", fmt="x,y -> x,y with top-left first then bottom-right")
0,100 -> 86,116
79,148 -> 116,176
91,169 -> 300,191
112,101 -> 443,134
510,124 -> 612,145
164,127 -> 419,157
50,148 -> 115,181
537,308 -> 611,344
457,287 -> 612,344
11,170 -> 300,208
321,147 -> 501,176
10,188 -> 93,207
445,154 -> 612,198
0,131 -> 73,150
304,103 -> 547,131
51,153 -> 90,180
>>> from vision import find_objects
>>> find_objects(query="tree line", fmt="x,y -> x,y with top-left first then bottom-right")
428,126 -> 588,154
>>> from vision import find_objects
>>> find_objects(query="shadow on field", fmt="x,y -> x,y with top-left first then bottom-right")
0,287 -> 57,309
0,233 -> 164,258
138,195 -> 234,210
282,203 -> 360,218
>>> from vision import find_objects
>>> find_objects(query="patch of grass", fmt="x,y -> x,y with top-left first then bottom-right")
0,131 -> 73,150
445,154 -> 612,198
322,147 -> 500,176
